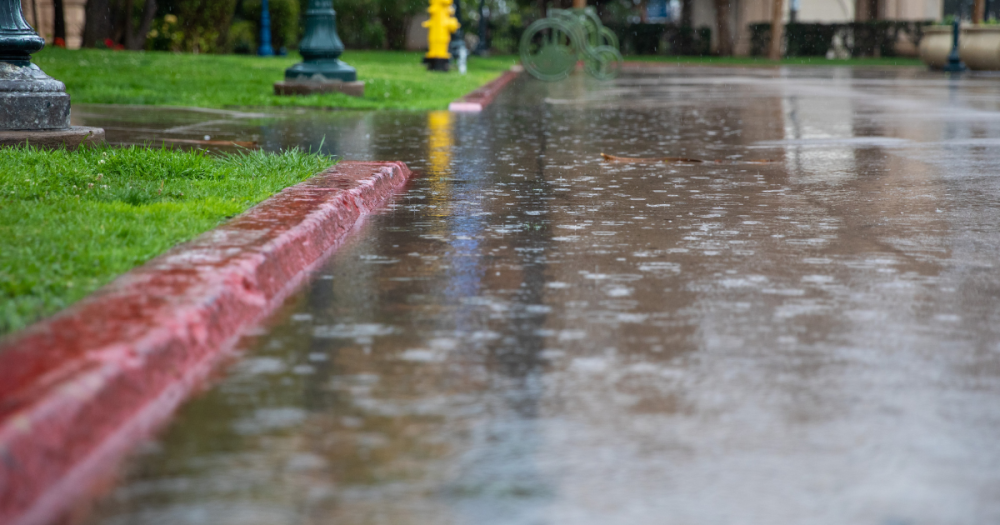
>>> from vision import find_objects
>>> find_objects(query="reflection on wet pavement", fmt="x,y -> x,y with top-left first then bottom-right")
80,67 -> 1000,525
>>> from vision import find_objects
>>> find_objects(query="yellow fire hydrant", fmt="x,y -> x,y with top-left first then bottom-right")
423,0 -> 459,71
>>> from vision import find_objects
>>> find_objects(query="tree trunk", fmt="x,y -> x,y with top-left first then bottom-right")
974,0 -> 985,24
769,0 -> 783,60
53,0 -> 66,44
124,0 -> 134,46
713,0 -> 731,56
123,0 -> 157,50
83,0 -> 112,47
216,0 -> 243,51
379,0 -> 408,51
855,0 -> 878,21
29,0 -> 41,32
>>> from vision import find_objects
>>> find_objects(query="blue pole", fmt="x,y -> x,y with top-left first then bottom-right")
258,0 -> 275,56
943,18 -> 966,73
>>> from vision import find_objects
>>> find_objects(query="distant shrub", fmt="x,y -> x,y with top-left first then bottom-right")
146,14 -> 184,51
750,21 -> 932,57
336,0 -> 390,49
240,0 -> 302,52
148,0 -> 238,53
226,19 -> 257,54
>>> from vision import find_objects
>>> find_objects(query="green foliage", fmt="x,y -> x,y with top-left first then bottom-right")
226,19 -> 258,55
33,47 -> 517,110
153,0 -> 415,52
0,145 -> 333,336
603,23 -> 712,55
377,0 -> 425,50
335,0 -> 389,49
240,0 -> 302,52
599,0 -> 642,25
159,0 -> 240,53
473,0 -> 533,54
146,14 -> 186,51
325,0 -> 423,50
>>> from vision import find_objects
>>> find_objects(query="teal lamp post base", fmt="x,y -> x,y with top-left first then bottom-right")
943,20 -> 967,74
284,58 -> 357,82
276,0 -> 364,97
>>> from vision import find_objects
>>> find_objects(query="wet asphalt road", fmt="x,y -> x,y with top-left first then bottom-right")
74,66 -> 1000,525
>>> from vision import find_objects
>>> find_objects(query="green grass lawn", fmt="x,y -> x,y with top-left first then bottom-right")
33,48 -> 518,111
624,55 -> 925,67
31,48 -> 920,113
0,145 -> 334,337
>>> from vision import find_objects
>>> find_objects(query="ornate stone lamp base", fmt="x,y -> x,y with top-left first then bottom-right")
0,63 -> 103,148
274,79 -> 365,97
273,0 -> 365,99
0,1 -> 103,150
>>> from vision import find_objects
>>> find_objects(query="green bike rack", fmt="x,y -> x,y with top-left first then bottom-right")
519,7 -> 623,82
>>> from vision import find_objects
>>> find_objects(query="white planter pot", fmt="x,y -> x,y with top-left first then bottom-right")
921,25 -> 1000,71
919,26 -> 954,69
961,26 -> 1000,70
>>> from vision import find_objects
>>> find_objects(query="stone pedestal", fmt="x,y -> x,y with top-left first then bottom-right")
0,126 -> 105,149
0,61 -> 104,148
285,58 -> 357,82
1,62 -> 70,130
278,0 -> 361,96
0,0 -> 104,149
274,80 -> 364,97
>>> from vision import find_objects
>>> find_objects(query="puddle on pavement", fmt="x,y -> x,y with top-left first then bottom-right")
76,67 -> 1000,525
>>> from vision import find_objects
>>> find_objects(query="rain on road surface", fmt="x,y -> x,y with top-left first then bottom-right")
74,67 -> 1000,525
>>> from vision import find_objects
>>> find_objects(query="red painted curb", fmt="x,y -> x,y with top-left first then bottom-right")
448,67 -> 522,112
0,161 -> 412,525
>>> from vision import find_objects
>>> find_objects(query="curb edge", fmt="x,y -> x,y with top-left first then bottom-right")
0,160 -> 413,525
448,67 -> 522,112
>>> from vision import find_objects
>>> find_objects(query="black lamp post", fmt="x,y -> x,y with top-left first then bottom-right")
449,0 -> 466,60
0,0 -> 103,146
943,18 -> 967,73
284,0 -> 356,82
944,0 -> 968,73
474,0 -> 489,56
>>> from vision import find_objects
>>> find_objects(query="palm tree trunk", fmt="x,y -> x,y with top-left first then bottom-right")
713,0 -> 732,56
769,0 -> 783,60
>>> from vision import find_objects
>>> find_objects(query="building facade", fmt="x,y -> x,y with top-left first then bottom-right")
688,0 -> 942,56
21,0 -> 88,49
